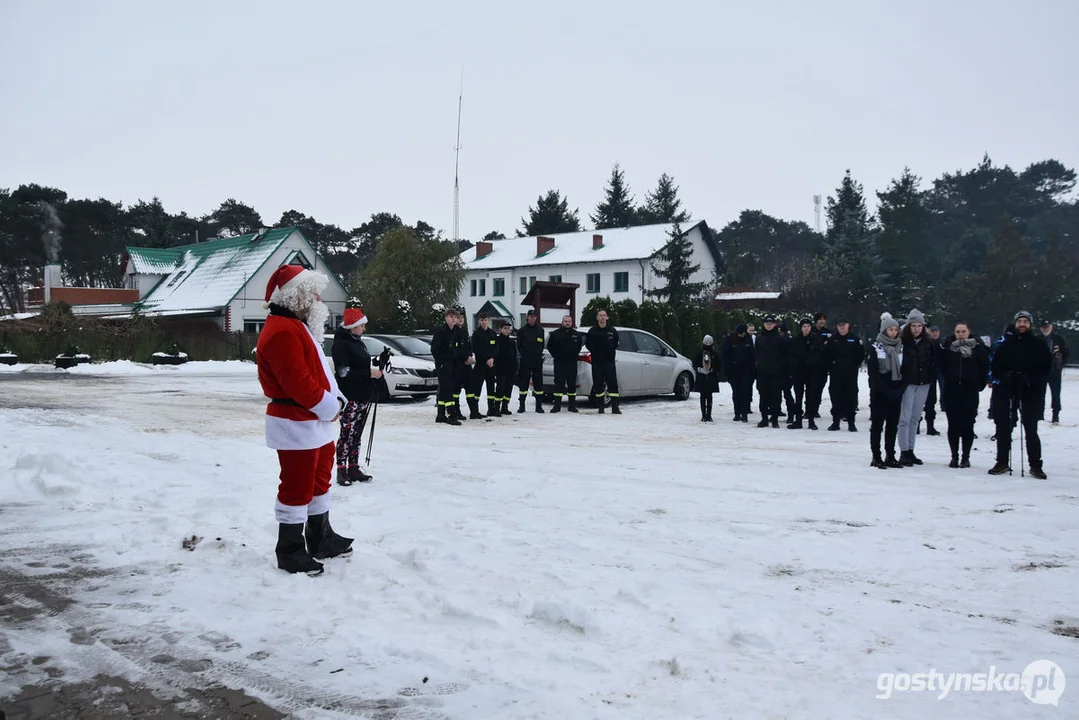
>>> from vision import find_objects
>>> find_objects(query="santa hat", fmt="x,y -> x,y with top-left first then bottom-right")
342,308 -> 367,329
263,265 -> 327,308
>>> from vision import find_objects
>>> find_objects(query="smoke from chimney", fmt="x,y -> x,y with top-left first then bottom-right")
37,201 -> 64,263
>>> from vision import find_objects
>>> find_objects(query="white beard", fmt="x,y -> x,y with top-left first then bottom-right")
305,300 -> 330,337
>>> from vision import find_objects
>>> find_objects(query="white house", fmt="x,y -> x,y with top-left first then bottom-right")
122,227 -> 348,332
456,221 -> 723,327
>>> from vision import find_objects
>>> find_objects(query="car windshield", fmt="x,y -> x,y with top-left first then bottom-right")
388,336 -> 432,355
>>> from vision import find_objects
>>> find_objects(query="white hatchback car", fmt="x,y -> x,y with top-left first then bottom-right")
541,326 -> 695,406
322,334 -> 438,401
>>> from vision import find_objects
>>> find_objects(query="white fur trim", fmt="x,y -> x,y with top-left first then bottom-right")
342,316 -> 367,329
269,271 -> 329,309
311,389 -> 340,422
265,416 -> 337,450
308,492 -> 331,516
275,499 -> 308,524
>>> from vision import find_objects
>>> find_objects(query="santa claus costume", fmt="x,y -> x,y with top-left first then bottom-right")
256,265 -> 353,576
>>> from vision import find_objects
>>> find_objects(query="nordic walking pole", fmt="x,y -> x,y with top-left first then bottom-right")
1017,380 -> 1025,479
365,347 -> 392,467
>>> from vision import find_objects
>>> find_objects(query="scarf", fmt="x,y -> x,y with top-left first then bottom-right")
875,332 -> 902,381
949,338 -> 977,358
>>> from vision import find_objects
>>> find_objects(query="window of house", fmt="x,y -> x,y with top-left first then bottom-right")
549,275 -> 562,283
166,270 -> 187,288
470,279 -> 477,296
520,276 -> 537,294
520,313 -> 528,327
478,279 -> 486,296
493,278 -> 505,296
243,320 -> 265,334
586,273 -> 600,293
614,271 -> 629,292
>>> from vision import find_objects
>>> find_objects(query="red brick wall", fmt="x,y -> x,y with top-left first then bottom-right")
31,287 -> 140,306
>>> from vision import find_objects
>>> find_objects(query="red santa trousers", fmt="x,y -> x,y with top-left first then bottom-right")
274,441 -> 335,524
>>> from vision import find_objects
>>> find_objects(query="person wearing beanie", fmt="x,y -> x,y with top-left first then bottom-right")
788,318 -> 825,429
256,265 -> 352,575
331,308 -> 383,485
1040,320 -> 1069,424
693,334 -> 721,421
987,311 -> 1052,478
753,316 -> 788,428
825,318 -> 863,432
722,323 -> 755,422
896,309 -> 937,466
867,312 -> 906,468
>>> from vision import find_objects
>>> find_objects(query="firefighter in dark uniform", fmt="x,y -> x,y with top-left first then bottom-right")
431,308 -> 461,426
586,309 -> 621,414
547,314 -> 583,413
516,309 -> 546,413
469,312 -> 499,417
452,308 -> 473,421
494,322 -> 518,415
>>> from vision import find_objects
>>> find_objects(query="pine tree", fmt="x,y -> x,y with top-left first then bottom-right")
520,190 -> 581,236
823,170 -> 884,309
876,168 -> 930,308
591,164 -> 638,229
638,173 -> 691,224
825,170 -> 870,244
647,222 -> 706,306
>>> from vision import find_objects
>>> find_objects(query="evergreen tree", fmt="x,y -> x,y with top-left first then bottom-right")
581,296 -> 613,326
482,230 -> 506,241
520,190 -> 581,236
591,163 -> 637,229
639,301 -> 665,341
825,170 -> 870,244
875,168 -> 931,308
647,222 -> 706,306
612,298 -> 641,328
207,198 -> 263,237
638,173 -> 691,224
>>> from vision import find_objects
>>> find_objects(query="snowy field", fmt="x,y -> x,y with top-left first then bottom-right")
1,360 -> 1076,719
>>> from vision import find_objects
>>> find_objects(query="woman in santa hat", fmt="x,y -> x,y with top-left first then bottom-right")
256,264 -> 352,576
331,307 -> 383,485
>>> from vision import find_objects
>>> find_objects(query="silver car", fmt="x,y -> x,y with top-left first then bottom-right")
541,326 -> 694,406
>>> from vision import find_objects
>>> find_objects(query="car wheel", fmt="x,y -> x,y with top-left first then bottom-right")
673,371 -> 693,400
414,394 -> 431,401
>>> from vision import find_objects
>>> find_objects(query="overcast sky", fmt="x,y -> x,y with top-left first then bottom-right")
2,0 -> 1076,240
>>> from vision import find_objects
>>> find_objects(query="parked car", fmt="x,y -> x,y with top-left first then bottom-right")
541,326 -> 694,406
368,334 -> 434,363
322,334 -> 438,401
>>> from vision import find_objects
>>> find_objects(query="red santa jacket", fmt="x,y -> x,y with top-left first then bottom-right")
256,308 -> 345,450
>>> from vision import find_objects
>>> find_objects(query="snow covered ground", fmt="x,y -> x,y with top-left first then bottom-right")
1,361 -> 1076,719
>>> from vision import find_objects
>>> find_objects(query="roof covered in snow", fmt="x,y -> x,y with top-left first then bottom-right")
715,291 -> 782,301
126,228 -> 298,315
460,221 -> 722,271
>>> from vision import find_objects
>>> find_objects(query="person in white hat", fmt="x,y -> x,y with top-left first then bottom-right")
256,265 -> 351,575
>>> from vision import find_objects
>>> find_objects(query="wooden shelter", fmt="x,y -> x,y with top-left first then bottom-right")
522,281 -> 581,328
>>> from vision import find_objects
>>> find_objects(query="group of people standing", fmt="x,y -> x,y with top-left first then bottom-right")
693,309 -> 1066,478
429,306 -> 623,426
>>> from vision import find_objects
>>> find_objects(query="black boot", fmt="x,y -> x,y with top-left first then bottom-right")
436,404 -> 460,426
987,460 -> 1011,475
770,416 -> 779,428
926,419 -> 940,436
598,397 -> 605,414
535,396 -> 545,413
871,453 -> 886,469
960,437 -> 972,468
304,511 -> 353,560
567,396 -> 579,413
551,396 -> 562,413
336,466 -> 350,486
885,453 -> 903,469
828,419 -> 841,431
757,417 -> 769,428
948,437 -> 959,468
518,397 -> 526,414
788,414 -> 803,429
275,523 -> 324,576
1052,410 -> 1060,424
611,397 -> 622,414
848,420 -> 857,432
468,399 -> 483,420
1029,464 -> 1047,480
501,399 -> 511,415
487,400 -> 500,417
808,417 -> 818,430
347,466 -> 372,483
900,450 -> 914,467
700,396 -> 708,421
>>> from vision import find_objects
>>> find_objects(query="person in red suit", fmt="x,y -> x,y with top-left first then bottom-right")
256,264 -> 352,576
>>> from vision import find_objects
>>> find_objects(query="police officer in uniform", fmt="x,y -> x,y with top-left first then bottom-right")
586,309 -> 621,414
516,309 -> 546,413
469,312 -> 499,417
547,314 -> 582,413
431,308 -> 461,425
494,322 -> 518,415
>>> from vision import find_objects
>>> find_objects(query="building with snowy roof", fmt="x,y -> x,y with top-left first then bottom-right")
121,227 -> 348,332
457,221 -> 723,327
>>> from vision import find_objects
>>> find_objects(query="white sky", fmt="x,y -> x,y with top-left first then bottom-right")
1,0 -> 1076,239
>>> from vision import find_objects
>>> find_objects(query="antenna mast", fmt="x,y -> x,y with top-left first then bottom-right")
813,194 -> 822,233
453,69 -> 463,244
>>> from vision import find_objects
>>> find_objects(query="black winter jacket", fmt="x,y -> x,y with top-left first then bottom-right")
826,332 -> 864,376
754,327 -> 788,377
940,339 -> 989,395
789,332 -> 826,377
517,322 -> 546,363
430,322 -> 456,370
495,333 -> 518,376
547,326 -> 583,363
693,345 -> 721,393
471,326 -> 498,365
331,328 -> 374,403
1045,332 -> 1069,373
901,334 -> 937,386
585,324 -> 620,363
866,340 -> 906,399
452,324 -> 472,363
722,333 -> 755,378
991,326 -> 1052,394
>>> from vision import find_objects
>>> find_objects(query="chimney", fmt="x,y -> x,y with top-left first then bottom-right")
536,236 -> 555,256
43,264 -> 62,303
592,233 -> 603,250
475,241 -> 493,260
